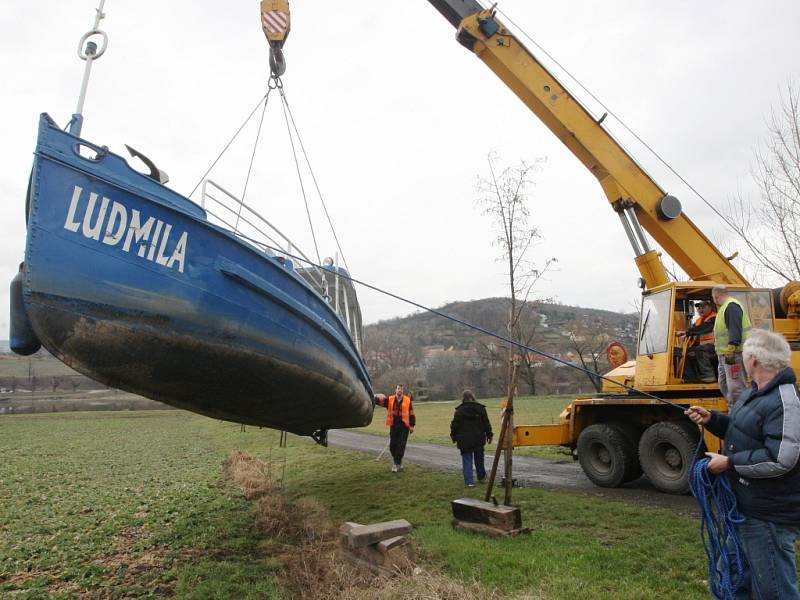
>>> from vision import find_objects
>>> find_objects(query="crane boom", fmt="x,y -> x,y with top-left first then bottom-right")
427,1 -> 749,289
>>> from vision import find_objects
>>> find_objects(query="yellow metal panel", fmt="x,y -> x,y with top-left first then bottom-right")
512,395 -> 729,448
513,424 -> 571,446
774,318 -> 800,341
634,353 -> 670,386
704,428 -> 723,453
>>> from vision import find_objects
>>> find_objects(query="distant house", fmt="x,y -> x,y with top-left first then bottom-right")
423,345 -> 481,368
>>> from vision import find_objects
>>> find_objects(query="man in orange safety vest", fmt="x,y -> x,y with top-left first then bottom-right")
683,300 -> 718,383
374,384 -> 415,472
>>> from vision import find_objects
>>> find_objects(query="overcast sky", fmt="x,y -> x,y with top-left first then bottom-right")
2,0 -> 799,338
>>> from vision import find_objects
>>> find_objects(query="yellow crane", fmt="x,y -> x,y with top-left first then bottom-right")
270,1 -> 800,493
428,1 -> 800,494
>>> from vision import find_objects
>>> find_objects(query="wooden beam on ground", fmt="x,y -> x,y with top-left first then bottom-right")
452,520 -> 530,538
343,519 -> 413,549
451,497 -> 523,531
376,535 -> 408,555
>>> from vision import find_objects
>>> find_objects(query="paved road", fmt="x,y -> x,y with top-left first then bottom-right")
328,430 -> 698,514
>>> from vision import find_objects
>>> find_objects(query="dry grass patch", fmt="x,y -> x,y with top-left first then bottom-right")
223,450 -> 508,600
224,449 -> 276,499
309,562 -> 508,600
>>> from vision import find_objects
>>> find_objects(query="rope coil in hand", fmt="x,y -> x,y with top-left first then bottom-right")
689,457 -> 747,600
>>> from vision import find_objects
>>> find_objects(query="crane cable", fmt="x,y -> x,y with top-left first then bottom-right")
279,89 -> 352,275
236,81 -> 273,232
188,89 -> 274,199
242,237 -> 700,413
189,84 -> 351,273
277,83 -> 321,265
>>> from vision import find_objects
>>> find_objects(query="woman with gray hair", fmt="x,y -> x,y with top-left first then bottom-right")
685,328 -> 800,599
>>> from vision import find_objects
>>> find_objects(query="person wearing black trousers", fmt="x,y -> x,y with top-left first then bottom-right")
374,384 -> 415,472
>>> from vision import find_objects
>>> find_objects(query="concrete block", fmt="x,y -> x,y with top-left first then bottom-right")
451,497 -> 522,531
344,519 -> 412,549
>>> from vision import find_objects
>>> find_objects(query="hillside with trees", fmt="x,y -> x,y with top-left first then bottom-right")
363,297 -> 638,400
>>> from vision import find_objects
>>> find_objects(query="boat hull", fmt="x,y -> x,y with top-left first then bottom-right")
20,114 -> 373,434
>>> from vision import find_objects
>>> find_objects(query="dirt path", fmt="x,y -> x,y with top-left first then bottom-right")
328,430 -> 699,515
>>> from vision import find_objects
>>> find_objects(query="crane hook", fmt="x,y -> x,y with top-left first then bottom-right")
269,47 -> 286,77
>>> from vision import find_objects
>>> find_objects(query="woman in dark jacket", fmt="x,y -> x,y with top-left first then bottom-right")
450,390 -> 493,486
686,329 -> 800,600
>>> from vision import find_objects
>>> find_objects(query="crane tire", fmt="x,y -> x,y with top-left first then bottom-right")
638,421 -> 700,494
608,421 -> 644,483
577,423 -> 639,488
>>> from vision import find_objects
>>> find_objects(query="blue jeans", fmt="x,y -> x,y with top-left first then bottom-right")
460,447 -> 486,485
736,516 -> 800,600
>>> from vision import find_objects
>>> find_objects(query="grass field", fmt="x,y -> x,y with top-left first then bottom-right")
0,410 -> 712,598
0,354 -> 82,378
361,395 -> 574,460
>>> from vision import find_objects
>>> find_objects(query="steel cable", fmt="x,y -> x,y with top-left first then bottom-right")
188,90 -> 272,199
246,238 -> 693,412
279,88 -> 321,265
235,89 -> 271,232
280,93 -> 351,274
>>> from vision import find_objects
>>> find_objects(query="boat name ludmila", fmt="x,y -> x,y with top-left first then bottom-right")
63,185 -> 188,273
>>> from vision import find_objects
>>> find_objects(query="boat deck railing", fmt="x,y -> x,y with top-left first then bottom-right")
201,179 -> 327,289
200,180 -> 363,352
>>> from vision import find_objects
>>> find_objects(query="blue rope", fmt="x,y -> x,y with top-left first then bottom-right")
689,457 -> 747,600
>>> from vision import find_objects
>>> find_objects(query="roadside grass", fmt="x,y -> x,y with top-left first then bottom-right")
361,394 -> 574,460
1,410 -> 710,598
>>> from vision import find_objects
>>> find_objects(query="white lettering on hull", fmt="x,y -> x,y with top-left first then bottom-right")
62,185 -> 188,273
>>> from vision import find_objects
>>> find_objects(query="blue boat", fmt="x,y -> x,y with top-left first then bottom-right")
10,113 -> 374,437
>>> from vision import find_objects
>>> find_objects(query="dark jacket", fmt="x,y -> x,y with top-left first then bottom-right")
707,367 -> 800,525
724,302 -> 744,347
450,400 -> 493,451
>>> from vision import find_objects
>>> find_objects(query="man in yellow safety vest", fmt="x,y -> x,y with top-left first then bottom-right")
712,285 -> 752,405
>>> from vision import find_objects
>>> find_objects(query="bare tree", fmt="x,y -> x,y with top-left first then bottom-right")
362,327 -> 419,379
477,154 -> 556,388
565,319 -> 611,392
725,82 -> 800,283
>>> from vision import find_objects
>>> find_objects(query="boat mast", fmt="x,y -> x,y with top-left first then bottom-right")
68,0 -> 109,136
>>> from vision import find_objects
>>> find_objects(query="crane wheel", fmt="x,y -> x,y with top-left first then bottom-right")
576,423 -> 639,488
612,421 -> 644,483
638,421 -> 699,494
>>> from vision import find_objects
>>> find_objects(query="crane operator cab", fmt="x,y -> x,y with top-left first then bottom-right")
633,283 -> 774,390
